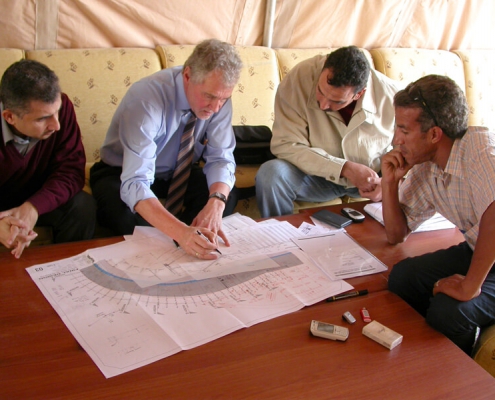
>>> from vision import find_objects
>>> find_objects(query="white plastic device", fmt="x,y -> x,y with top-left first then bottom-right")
362,320 -> 403,350
341,207 -> 365,223
310,320 -> 349,341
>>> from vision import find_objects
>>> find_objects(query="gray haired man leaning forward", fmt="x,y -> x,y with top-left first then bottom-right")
379,74 -> 495,355
90,39 -> 243,259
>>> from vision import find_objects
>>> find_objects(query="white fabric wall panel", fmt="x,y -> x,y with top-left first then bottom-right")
0,0 -> 492,50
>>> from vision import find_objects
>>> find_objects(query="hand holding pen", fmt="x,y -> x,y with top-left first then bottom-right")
173,226 -> 222,259
196,230 -> 222,255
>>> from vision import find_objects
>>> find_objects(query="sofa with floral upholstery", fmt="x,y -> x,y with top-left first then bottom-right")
1,45 -> 495,376
1,45 -> 493,220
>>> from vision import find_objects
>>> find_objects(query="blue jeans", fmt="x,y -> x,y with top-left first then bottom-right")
388,242 -> 495,355
255,159 -> 360,217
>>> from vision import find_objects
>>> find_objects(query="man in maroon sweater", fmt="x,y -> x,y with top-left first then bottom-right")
0,59 -> 96,258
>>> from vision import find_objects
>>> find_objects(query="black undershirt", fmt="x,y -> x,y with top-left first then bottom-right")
338,100 -> 357,126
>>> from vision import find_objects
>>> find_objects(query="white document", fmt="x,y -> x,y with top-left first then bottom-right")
297,221 -> 332,236
363,202 -> 456,232
97,220 -> 308,287
293,231 -> 388,280
26,219 -> 352,378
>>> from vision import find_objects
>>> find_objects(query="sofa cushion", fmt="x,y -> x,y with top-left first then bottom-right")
26,48 -> 162,166
235,165 -> 259,190
0,48 -> 25,76
473,324 -> 495,378
370,48 -> 465,90
452,49 -> 495,130
293,198 -> 342,213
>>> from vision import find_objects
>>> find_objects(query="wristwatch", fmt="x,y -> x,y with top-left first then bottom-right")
208,192 -> 227,204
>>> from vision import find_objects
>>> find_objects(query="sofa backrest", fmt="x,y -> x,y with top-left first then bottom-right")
2,45 -> 494,172
157,45 -> 279,129
25,48 -> 162,164
0,49 -> 25,76
452,49 -> 495,130
369,48 -> 465,87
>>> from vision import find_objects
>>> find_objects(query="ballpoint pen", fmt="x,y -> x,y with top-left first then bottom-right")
196,230 -> 222,255
326,289 -> 368,302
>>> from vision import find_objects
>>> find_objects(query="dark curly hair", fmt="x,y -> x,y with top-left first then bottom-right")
394,75 -> 468,139
323,46 -> 370,93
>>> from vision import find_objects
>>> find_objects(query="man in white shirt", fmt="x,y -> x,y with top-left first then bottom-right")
255,46 -> 399,217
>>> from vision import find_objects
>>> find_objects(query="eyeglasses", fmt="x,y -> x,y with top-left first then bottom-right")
407,85 -> 439,127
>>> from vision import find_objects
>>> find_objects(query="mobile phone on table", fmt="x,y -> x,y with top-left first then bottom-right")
310,320 -> 349,341
312,209 -> 352,229
341,207 -> 365,223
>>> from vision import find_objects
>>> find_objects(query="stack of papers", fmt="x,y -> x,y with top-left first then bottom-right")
26,213 -> 390,378
363,202 -> 456,232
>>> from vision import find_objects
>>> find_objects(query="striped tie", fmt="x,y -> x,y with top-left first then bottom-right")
165,112 -> 197,216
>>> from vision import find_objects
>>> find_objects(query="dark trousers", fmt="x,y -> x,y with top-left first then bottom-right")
36,190 -> 97,242
89,161 -> 238,236
388,241 -> 495,355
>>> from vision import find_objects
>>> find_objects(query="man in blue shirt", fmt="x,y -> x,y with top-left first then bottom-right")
90,39 -> 242,259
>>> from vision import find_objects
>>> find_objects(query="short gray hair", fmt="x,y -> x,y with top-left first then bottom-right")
184,39 -> 243,87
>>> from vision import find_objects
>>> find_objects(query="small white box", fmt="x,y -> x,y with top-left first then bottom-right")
362,320 -> 403,350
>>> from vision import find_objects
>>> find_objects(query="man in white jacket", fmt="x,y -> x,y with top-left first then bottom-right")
255,46 -> 399,217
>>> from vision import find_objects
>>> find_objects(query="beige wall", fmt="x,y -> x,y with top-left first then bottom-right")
0,0 -> 492,50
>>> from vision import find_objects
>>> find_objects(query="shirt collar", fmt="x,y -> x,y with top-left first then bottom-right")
174,66 -> 191,114
1,102 -> 35,146
427,135 -> 464,180
1,102 -> 15,145
360,72 -> 376,114
443,135 -> 464,178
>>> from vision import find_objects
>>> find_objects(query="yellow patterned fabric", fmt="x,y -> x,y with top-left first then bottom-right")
234,165 -> 258,189
234,197 -> 261,220
156,44 -> 194,68
293,198 -> 342,213
275,48 -> 375,80
26,48 -> 162,165
453,50 -> 495,130
0,48 -> 24,76
370,48 -> 465,91
473,324 -> 495,378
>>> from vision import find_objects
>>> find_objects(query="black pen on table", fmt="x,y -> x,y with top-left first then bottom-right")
327,289 -> 368,302
196,230 -> 222,255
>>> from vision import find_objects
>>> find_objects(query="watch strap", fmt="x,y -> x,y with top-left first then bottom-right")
208,192 -> 227,204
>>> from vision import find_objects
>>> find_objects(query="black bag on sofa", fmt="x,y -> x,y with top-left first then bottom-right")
233,125 -> 275,165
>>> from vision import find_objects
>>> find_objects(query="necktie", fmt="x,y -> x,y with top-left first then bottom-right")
165,112 -> 197,216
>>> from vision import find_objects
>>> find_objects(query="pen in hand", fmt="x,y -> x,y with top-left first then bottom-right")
196,230 -> 222,255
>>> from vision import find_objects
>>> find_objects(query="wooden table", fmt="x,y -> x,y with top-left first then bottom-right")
2,203 -> 494,399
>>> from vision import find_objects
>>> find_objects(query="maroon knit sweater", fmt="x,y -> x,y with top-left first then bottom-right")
0,93 -> 86,215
